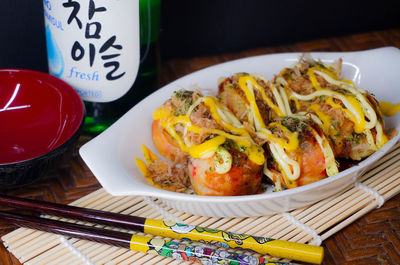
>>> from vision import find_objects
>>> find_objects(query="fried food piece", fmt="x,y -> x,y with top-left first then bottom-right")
274,56 -> 389,160
149,89 -> 265,195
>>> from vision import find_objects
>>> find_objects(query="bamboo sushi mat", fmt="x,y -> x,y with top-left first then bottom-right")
1,141 -> 400,265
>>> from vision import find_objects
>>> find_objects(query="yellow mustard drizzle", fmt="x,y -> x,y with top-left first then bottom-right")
307,104 -> 332,133
364,129 -> 377,151
238,75 -> 285,118
279,68 -> 288,76
301,65 -> 387,154
135,145 -> 159,178
237,75 -> 304,182
325,97 -> 366,134
142,144 -> 159,163
268,141 -> 300,184
237,76 -> 300,152
143,60 -> 389,191
152,98 -> 265,165
375,121 -> 389,149
202,97 -> 251,138
308,128 -> 339,177
306,66 -> 378,134
188,135 -> 226,158
253,73 -> 288,116
380,101 -> 400,117
135,157 -> 166,189
288,93 -> 301,112
308,66 -> 354,90
237,76 -> 267,129
308,66 -> 328,90
135,158 -> 149,177
267,123 -> 299,152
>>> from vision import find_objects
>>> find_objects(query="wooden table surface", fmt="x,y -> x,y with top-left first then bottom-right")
1,28 -> 400,265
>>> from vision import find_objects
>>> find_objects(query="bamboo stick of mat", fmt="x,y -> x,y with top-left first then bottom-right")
0,211 -> 299,265
0,195 -> 323,264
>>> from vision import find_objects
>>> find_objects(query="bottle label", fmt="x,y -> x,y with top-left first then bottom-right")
43,0 -> 140,103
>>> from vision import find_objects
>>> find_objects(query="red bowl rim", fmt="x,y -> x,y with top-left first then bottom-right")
0,68 -> 85,165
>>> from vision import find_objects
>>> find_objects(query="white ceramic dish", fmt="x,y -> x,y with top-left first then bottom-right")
80,47 -> 400,217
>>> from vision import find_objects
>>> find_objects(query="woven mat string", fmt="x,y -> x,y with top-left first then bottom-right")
282,212 -> 322,246
57,235 -> 93,265
143,196 -> 182,222
354,182 -> 385,208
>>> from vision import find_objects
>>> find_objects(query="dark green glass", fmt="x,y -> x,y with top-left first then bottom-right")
83,0 -> 161,135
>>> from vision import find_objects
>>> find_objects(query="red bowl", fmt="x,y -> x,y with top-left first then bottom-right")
0,69 -> 84,187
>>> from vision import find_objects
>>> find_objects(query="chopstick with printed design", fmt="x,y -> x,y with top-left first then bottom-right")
0,195 -> 323,264
0,211 -> 295,265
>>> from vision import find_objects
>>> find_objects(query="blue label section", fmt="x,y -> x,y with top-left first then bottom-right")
67,66 -> 100,81
75,88 -> 102,99
45,25 -> 64,78
44,9 -> 64,31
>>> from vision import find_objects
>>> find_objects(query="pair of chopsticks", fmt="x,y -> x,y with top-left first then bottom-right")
0,195 -> 323,264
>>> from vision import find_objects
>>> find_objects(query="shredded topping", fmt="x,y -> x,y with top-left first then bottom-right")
137,55 -> 391,193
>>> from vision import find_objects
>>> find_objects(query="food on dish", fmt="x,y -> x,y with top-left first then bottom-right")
137,55 -> 393,195
274,55 -> 389,160
263,117 -> 336,189
140,90 -> 265,195
217,72 -> 338,190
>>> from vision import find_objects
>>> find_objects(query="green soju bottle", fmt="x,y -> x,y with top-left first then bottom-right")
44,0 -> 161,135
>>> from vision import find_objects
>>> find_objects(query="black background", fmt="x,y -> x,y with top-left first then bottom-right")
0,0 -> 399,73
